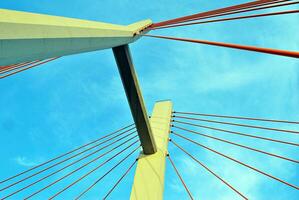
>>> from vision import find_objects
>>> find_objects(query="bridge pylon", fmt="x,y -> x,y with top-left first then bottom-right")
0,9 -> 151,66
130,100 -> 173,200
1,8 -> 173,199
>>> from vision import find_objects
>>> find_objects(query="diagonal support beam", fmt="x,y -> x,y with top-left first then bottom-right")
113,45 -> 156,155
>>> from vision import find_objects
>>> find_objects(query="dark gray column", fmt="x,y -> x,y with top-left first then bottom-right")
113,44 -> 157,154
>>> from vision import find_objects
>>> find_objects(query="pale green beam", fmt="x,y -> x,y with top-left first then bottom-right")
0,9 -> 152,66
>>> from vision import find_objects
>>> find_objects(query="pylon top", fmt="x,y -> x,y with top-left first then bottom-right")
0,9 -> 152,65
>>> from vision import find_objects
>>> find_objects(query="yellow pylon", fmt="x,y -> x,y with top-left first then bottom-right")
130,101 -> 173,200
0,9 -> 151,66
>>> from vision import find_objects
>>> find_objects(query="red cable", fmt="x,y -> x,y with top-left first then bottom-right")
0,57 -> 59,79
170,140 -> 248,200
0,61 -> 34,72
146,31 -> 299,58
141,34 -> 299,59
152,0 -> 282,27
0,61 -> 37,73
167,154 -> 194,200
0,123 -> 135,185
152,0 -> 293,29
171,132 -> 299,190
173,120 -> 299,147
151,9 -> 299,30
0,130 -> 136,194
75,147 -> 139,200
173,111 -> 299,124
173,0 -> 293,25
2,134 -> 138,200
23,140 -> 139,200
172,116 -> 299,134
0,63 -> 23,70
172,127 -> 298,163
0,61 -> 29,69
48,142 -> 140,200
0,60 -> 40,74
102,159 -> 137,200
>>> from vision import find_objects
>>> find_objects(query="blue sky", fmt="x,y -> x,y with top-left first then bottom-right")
0,0 -> 299,199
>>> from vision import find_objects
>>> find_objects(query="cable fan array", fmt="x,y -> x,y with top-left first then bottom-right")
1,113 -> 298,199
1,1 -> 298,80
168,111 -> 299,199
1,0 -> 299,199
0,58 -> 59,79
0,124 -> 140,199
140,0 -> 299,58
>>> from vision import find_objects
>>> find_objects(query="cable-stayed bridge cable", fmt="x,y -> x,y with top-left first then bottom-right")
172,128 -> 298,163
151,9 -> 299,30
172,115 -> 299,134
171,132 -> 299,190
0,58 -> 60,79
102,159 -> 137,200
173,111 -> 299,124
151,0 -> 289,27
173,120 -> 299,147
169,140 -> 248,199
0,123 -> 135,185
141,34 -> 299,59
48,141 -> 140,200
74,146 -> 140,200
1,134 -> 138,200
151,0 -> 297,29
167,154 -> 194,200
0,129 -> 136,192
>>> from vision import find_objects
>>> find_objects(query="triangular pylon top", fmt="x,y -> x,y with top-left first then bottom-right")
0,9 -> 152,65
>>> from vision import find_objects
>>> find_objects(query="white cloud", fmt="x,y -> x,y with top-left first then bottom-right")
14,156 -> 41,167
